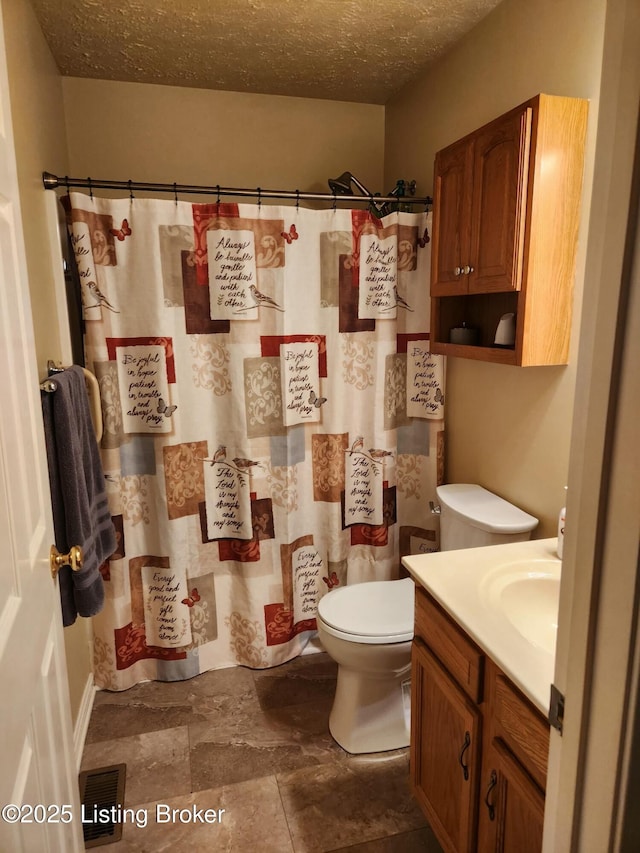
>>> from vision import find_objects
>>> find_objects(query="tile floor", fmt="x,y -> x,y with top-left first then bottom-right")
81,651 -> 443,851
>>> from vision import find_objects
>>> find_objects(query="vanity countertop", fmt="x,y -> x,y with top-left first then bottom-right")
402,537 -> 561,715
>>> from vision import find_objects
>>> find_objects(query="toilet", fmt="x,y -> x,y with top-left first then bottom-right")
316,483 -> 538,754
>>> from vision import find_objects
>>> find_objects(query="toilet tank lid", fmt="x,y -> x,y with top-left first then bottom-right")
436,484 -> 538,534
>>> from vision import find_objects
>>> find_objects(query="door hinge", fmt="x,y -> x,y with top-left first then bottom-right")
549,683 -> 565,734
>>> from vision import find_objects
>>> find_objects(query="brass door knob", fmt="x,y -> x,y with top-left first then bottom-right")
50,545 -> 83,579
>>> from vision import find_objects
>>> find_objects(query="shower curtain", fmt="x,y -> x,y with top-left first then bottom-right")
66,193 -> 444,690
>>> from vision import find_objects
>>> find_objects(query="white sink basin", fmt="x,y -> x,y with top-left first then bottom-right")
479,560 -> 560,654
403,538 -> 563,713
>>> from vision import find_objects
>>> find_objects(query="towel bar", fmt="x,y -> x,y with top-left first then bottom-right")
50,544 -> 83,579
41,361 -> 104,443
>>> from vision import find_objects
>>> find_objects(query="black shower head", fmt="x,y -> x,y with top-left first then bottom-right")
328,171 -> 387,217
328,171 -> 354,195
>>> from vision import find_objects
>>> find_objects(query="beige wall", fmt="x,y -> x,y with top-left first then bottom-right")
2,0 -> 93,727
61,77 -> 385,196
385,0 -> 607,536
2,0 -> 69,374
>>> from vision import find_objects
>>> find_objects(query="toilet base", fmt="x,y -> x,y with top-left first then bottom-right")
328,662 -> 412,754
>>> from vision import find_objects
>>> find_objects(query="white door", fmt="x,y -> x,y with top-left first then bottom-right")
0,4 -> 83,852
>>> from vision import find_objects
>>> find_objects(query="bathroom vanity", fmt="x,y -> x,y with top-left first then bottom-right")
403,538 -> 560,853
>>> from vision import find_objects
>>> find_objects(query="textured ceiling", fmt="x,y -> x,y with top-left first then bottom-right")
31,0 -> 502,104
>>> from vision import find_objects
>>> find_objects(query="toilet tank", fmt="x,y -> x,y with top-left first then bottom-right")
436,484 -> 538,551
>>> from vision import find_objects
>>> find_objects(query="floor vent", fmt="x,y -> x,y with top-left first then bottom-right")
78,763 -> 127,848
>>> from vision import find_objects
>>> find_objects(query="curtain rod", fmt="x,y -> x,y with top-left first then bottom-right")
42,171 -> 432,207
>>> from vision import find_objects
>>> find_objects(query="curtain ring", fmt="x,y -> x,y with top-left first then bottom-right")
173,182 -> 178,205
64,175 -> 70,195
296,189 -> 300,211
88,177 -> 93,200
128,179 -> 134,202
332,191 -> 336,212
257,187 -> 261,209
216,184 -> 220,205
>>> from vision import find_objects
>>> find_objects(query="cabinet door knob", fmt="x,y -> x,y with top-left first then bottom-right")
454,266 -> 462,276
459,730 -> 471,781
484,770 -> 497,821
463,265 -> 475,275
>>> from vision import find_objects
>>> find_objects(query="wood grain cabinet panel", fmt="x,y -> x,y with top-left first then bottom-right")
411,639 -> 481,853
410,588 -> 551,853
492,673 -> 550,791
414,587 -> 484,703
468,106 -> 532,295
477,739 -> 545,853
431,137 -> 474,296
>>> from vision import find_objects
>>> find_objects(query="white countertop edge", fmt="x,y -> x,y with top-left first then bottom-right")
403,538 -> 560,716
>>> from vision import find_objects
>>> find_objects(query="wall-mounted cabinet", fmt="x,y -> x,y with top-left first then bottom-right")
430,94 -> 588,366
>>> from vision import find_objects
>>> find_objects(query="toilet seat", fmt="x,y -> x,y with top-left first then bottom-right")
317,578 -> 414,644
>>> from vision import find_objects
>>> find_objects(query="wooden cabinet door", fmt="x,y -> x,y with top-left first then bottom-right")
468,106 -> 532,294
411,639 -> 481,853
478,738 -> 545,853
431,136 -> 473,296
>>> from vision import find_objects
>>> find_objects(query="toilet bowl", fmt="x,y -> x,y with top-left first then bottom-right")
316,483 -> 539,755
316,577 -> 415,754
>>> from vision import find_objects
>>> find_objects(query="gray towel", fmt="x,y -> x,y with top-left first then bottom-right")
41,365 -> 116,626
